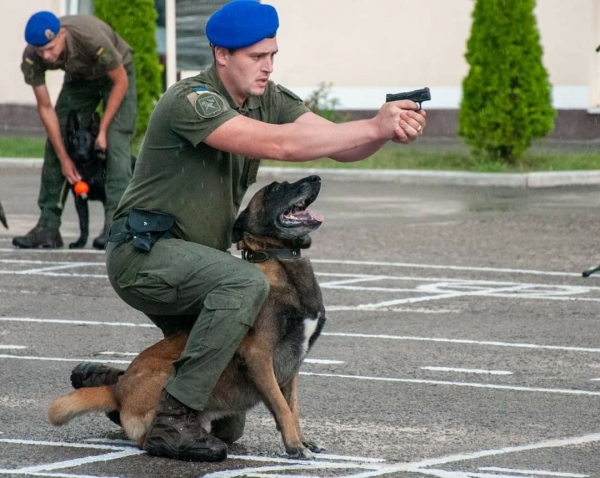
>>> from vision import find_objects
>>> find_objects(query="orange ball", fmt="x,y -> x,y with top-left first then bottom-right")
74,181 -> 89,196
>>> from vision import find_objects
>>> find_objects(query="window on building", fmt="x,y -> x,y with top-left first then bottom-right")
175,0 -> 228,71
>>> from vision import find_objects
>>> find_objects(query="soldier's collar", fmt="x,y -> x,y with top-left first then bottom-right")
207,65 -> 261,112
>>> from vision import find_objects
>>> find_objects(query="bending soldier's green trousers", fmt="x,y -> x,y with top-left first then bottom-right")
106,238 -> 269,434
38,63 -> 137,230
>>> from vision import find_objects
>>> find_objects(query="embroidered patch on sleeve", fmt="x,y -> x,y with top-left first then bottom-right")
96,46 -> 114,66
186,89 -> 225,118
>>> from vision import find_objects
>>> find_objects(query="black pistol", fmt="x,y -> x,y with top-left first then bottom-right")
386,87 -> 431,110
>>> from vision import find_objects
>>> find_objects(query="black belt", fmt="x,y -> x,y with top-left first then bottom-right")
241,249 -> 301,263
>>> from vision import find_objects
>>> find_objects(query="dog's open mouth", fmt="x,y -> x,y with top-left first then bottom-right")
279,199 -> 324,228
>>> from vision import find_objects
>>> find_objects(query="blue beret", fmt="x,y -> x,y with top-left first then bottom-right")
206,1 -> 279,49
25,11 -> 60,47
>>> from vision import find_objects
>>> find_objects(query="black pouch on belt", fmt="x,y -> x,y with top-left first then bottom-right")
127,208 -> 175,252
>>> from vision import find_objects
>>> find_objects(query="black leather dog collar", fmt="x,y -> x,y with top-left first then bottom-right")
241,249 -> 301,263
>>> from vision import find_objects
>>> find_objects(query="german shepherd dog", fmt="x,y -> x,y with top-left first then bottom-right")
64,110 -> 106,249
48,175 -> 327,459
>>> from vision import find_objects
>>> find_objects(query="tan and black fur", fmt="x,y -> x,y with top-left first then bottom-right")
48,175 -> 326,459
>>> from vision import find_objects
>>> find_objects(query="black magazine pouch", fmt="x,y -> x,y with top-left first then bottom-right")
127,208 -> 175,252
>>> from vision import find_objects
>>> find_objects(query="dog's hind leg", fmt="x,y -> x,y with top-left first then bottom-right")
240,343 -> 314,459
69,194 -> 89,249
281,372 -> 325,454
120,410 -> 155,449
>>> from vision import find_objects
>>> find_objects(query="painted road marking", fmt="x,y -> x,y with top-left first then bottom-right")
300,372 -> 600,397
3,317 -> 600,354
0,353 -> 597,397
0,434 -> 595,477
0,345 -> 26,350
203,432 -> 600,477
479,467 -> 587,477
0,438 -> 144,477
0,252 -> 587,278
421,367 -> 513,375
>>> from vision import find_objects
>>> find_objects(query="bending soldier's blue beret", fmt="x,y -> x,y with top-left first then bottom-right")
25,11 -> 60,47
206,1 -> 279,49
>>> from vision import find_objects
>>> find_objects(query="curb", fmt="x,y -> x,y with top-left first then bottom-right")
2,158 -> 600,188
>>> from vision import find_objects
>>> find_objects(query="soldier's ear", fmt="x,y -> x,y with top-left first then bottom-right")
231,209 -> 248,244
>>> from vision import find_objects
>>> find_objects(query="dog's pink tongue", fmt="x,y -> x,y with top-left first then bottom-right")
311,211 -> 324,223
300,210 -> 323,223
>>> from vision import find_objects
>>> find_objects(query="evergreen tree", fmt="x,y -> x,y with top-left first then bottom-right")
95,0 -> 162,143
458,0 -> 555,162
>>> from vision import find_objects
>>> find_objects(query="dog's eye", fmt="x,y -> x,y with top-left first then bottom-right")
271,184 -> 281,193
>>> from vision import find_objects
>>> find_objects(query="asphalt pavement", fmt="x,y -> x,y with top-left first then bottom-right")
1,163 -> 600,477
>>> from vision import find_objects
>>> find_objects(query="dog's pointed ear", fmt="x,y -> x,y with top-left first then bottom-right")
89,113 -> 100,136
67,110 -> 80,133
232,209 -> 249,244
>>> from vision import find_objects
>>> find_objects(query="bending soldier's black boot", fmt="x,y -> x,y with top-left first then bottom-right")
13,226 -> 63,249
92,226 -> 108,250
143,390 -> 227,462
70,362 -> 124,426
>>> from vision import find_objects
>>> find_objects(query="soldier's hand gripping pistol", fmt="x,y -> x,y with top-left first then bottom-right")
386,87 -> 431,111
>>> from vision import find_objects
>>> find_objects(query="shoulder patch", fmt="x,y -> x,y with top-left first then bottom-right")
277,84 -> 303,101
186,90 -> 225,119
96,46 -> 114,66
24,57 -> 35,66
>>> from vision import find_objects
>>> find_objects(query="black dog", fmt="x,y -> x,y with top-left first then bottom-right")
49,175 -> 327,460
64,110 -> 106,249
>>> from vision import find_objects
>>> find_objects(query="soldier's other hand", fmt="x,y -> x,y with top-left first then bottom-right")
95,130 -> 107,151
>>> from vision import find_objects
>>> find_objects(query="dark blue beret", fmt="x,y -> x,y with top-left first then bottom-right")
25,11 -> 60,47
206,1 -> 279,49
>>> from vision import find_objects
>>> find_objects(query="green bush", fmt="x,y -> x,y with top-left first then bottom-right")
458,0 -> 556,163
95,0 -> 163,142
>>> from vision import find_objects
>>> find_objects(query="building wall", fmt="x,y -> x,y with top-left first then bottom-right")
268,0 -> 596,111
0,0 -> 65,107
2,1 -> 600,138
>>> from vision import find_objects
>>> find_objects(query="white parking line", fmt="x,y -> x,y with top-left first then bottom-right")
300,372 -> 600,397
421,367 -> 513,375
4,317 -> 600,354
0,353 -> 596,397
0,345 -> 26,350
479,467 -> 587,477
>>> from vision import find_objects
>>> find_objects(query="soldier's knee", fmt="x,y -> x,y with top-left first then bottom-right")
244,266 -> 270,304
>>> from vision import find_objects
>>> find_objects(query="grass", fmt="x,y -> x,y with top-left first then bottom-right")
0,136 -> 47,159
3,136 -> 600,173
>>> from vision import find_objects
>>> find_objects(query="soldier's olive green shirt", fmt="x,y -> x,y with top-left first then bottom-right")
114,66 -> 311,251
21,15 -> 132,86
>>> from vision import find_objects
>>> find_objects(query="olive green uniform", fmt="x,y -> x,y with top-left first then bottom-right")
21,15 -> 137,230
106,65 -> 310,414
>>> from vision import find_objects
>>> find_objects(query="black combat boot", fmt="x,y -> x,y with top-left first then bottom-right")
13,226 -> 63,249
92,225 -> 108,250
143,390 -> 228,462
70,362 -> 124,426
70,362 -> 124,389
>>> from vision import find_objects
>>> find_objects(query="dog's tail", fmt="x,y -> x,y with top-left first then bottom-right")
48,386 -> 118,426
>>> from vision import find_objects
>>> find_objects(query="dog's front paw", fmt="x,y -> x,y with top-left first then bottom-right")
303,438 -> 325,453
286,446 -> 314,460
